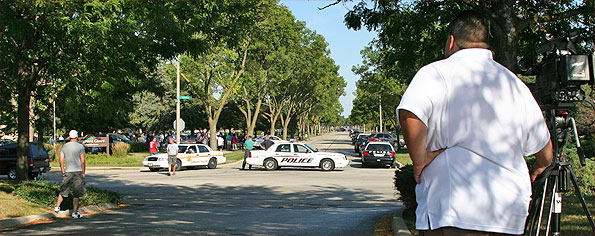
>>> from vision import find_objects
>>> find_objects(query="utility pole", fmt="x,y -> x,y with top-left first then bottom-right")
176,54 -> 181,145
379,97 -> 383,133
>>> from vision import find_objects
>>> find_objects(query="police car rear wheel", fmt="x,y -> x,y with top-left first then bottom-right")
264,158 -> 278,171
320,159 -> 335,171
207,158 -> 217,169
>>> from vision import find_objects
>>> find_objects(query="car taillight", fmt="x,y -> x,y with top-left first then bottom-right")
370,138 -> 376,141
363,151 -> 369,157
29,159 -> 33,165
249,152 -> 252,157
390,152 -> 395,157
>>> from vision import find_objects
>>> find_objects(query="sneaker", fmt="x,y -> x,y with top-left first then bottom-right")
54,206 -> 60,213
71,211 -> 83,219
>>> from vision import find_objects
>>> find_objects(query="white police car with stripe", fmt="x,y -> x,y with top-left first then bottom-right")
142,144 -> 225,172
246,142 -> 349,171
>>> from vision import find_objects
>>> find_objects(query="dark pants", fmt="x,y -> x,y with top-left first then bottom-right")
420,227 -> 520,236
242,149 -> 252,170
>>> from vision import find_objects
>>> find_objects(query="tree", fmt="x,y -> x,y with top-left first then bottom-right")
180,43 -> 250,149
233,3 -> 300,137
340,1 -> 594,132
1,1 -> 261,180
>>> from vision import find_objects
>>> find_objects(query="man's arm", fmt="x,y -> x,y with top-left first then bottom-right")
59,152 -> 65,176
399,109 -> 443,184
530,140 -> 553,182
80,153 -> 86,177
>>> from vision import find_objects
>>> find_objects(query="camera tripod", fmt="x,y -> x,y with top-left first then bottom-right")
525,108 -> 595,235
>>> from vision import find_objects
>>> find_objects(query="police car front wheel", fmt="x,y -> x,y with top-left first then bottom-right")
320,159 -> 335,171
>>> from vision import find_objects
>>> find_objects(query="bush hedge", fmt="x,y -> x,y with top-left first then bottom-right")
394,165 -> 417,211
12,181 -> 122,209
111,142 -> 129,157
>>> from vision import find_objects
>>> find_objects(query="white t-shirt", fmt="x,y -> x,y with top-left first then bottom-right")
217,136 -> 224,146
397,49 -> 550,234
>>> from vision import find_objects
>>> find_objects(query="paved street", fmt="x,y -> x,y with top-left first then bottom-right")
4,132 -> 402,235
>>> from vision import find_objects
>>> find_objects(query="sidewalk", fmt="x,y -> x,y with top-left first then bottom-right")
0,203 -> 125,231
393,207 -> 412,236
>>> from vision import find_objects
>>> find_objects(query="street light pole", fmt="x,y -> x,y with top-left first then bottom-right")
379,97 -> 383,133
176,54 -> 181,145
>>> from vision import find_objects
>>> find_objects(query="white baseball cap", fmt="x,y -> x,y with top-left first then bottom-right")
69,130 -> 78,139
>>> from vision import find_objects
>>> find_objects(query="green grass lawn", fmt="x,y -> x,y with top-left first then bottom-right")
0,180 -> 122,220
224,150 -> 246,163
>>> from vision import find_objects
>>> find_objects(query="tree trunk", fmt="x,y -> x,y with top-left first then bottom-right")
16,77 -> 32,181
280,107 -> 293,140
208,116 -> 218,150
490,2 -> 518,72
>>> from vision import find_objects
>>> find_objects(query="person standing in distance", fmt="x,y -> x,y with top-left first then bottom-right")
54,130 -> 86,219
149,137 -> 158,155
397,11 -> 553,235
166,137 -> 178,176
260,135 -> 274,150
242,135 -> 255,170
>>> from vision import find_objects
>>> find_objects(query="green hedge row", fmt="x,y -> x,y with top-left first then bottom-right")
12,181 -> 122,209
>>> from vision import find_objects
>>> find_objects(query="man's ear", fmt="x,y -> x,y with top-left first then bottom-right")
448,35 -> 456,51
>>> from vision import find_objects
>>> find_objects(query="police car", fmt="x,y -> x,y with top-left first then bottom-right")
246,142 -> 349,171
361,142 -> 397,168
142,144 -> 226,172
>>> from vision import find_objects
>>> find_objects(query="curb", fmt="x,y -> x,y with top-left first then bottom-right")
393,207 -> 412,236
0,202 -> 122,230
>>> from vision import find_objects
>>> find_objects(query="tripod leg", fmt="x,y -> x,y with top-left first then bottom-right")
567,166 -> 595,232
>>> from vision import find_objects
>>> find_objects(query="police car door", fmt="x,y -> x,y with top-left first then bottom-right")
293,144 -> 315,167
196,145 -> 210,165
274,144 -> 294,166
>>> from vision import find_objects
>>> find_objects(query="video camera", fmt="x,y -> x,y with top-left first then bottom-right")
519,32 -> 594,109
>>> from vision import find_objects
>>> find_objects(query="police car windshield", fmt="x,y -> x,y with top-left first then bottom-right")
304,144 -> 318,152
367,144 -> 392,151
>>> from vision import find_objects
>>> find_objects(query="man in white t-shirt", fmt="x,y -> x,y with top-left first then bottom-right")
397,11 -> 554,235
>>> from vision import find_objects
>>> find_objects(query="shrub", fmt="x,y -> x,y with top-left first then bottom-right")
565,145 -> 595,193
45,143 -> 63,161
394,165 -> 417,211
12,181 -> 122,209
111,142 -> 129,157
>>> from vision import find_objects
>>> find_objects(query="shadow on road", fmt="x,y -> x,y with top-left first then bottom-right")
4,171 -> 400,235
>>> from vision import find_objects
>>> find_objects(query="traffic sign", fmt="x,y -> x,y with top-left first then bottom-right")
179,96 -> 191,100
173,119 -> 185,131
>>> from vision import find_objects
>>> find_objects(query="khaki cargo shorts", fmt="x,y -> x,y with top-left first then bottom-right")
60,172 -> 86,198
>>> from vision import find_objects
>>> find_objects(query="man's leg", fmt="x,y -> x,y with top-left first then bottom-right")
55,194 -> 64,211
242,150 -> 249,170
72,197 -> 79,213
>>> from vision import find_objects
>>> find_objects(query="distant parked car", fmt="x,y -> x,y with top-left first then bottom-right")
368,133 -> 400,148
354,134 -> 370,154
0,142 -> 51,179
253,135 -> 284,149
361,142 -> 396,168
181,135 -> 197,144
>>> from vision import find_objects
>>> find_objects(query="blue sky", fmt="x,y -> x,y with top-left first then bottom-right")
280,0 -> 377,117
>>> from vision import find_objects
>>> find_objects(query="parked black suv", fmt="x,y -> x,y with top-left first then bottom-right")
0,142 -> 51,180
